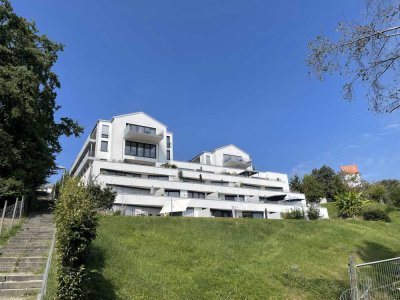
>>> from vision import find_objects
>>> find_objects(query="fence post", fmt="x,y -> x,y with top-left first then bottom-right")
0,200 -> 8,237
18,196 -> 24,220
10,198 -> 18,230
349,256 -> 358,300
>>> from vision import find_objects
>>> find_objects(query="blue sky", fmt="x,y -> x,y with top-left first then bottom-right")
12,0 -> 399,182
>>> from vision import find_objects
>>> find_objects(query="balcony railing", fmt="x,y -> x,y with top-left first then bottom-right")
223,155 -> 252,168
124,125 -> 164,143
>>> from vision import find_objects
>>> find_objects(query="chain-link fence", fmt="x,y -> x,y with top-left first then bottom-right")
0,197 -> 26,237
340,256 -> 400,299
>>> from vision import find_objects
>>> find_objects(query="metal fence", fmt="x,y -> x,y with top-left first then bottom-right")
340,256 -> 400,299
0,197 -> 26,237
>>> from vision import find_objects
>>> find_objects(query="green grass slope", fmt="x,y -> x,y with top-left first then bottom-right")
78,211 -> 400,300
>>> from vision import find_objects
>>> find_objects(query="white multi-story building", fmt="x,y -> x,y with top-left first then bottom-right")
70,112 -> 328,219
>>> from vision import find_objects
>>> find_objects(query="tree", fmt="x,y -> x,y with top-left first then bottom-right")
289,174 -> 304,193
302,174 -> 324,203
0,0 -> 82,199
311,165 -> 346,200
307,0 -> 400,113
366,183 -> 388,203
388,186 -> 400,207
335,191 -> 368,218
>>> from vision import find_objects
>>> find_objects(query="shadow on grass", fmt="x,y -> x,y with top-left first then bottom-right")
87,245 -> 117,300
357,241 -> 400,262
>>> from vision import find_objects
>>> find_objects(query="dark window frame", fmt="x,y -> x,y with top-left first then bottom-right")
100,140 -> 108,152
125,141 -> 156,159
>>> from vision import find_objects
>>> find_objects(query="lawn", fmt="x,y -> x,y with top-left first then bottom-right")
46,210 -> 400,299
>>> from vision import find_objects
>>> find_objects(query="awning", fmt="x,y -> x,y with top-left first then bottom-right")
160,199 -> 190,214
239,170 -> 258,177
266,194 -> 287,201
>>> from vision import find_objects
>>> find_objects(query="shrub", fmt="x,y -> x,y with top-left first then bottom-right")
362,205 -> 391,222
55,177 -> 98,300
86,182 -> 117,211
307,206 -> 321,220
334,191 -> 368,218
282,208 -> 306,219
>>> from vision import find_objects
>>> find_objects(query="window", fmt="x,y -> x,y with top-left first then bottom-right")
206,155 -> 211,165
100,169 -> 141,178
167,150 -> 171,160
101,125 -> 109,138
101,141 -> 108,152
148,175 -> 169,181
188,191 -> 205,199
167,136 -> 171,148
126,123 -> 156,135
107,184 -> 150,195
125,141 -> 156,158
211,209 -> 232,218
165,190 -> 180,197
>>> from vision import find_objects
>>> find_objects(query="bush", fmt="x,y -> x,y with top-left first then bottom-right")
334,191 -> 368,218
86,182 -> 117,211
282,208 -> 306,219
55,177 -> 98,299
362,205 -> 391,222
307,206 -> 321,220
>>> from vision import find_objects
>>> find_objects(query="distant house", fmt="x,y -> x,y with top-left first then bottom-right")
340,164 -> 362,188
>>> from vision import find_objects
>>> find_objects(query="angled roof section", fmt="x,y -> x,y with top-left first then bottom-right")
188,144 -> 250,162
211,144 -> 250,156
341,164 -> 359,174
110,112 -> 167,128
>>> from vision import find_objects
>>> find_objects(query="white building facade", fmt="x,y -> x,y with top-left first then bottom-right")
70,112 -> 328,219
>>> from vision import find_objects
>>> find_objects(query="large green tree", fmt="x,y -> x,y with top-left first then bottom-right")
0,0 -> 82,198
311,165 -> 346,200
302,174 -> 324,203
307,0 -> 400,113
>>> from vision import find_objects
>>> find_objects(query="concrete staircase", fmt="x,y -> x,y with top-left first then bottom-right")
0,213 -> 54,299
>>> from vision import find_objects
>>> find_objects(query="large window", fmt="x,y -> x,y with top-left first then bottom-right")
188,191 -> 205,199
211,209 -> 232,218
167,150 -> 171,160
125,141 -> 156,158
126,123 -> 156,135
165,190 -> 180,197
100,141 -> 108,152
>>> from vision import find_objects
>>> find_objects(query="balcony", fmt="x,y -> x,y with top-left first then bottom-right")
223,155 -> 252,169
124,125 -> 164,143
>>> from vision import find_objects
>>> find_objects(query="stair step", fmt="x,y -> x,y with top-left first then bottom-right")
1,280 -> 42,289
0,287 -> 40,297
0,274 -> 42,282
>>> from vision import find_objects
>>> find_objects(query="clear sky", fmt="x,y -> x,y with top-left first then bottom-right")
12,0 -> 400,182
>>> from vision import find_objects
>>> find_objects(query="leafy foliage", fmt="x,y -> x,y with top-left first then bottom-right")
55,177 -> 98,299
302,174 -> 324,203
362,204 -> 391,222
282,208 -> 306,219
335,191 -> 368,218
307,0 -> 400,113
310,165 -> 346,200
289,175 -> 304,193
307,206 -> 321,220
86,182 -> 117,211
0,0 -> 82,199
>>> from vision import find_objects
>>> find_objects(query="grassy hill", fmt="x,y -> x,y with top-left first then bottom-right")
47,209 -> 400,299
